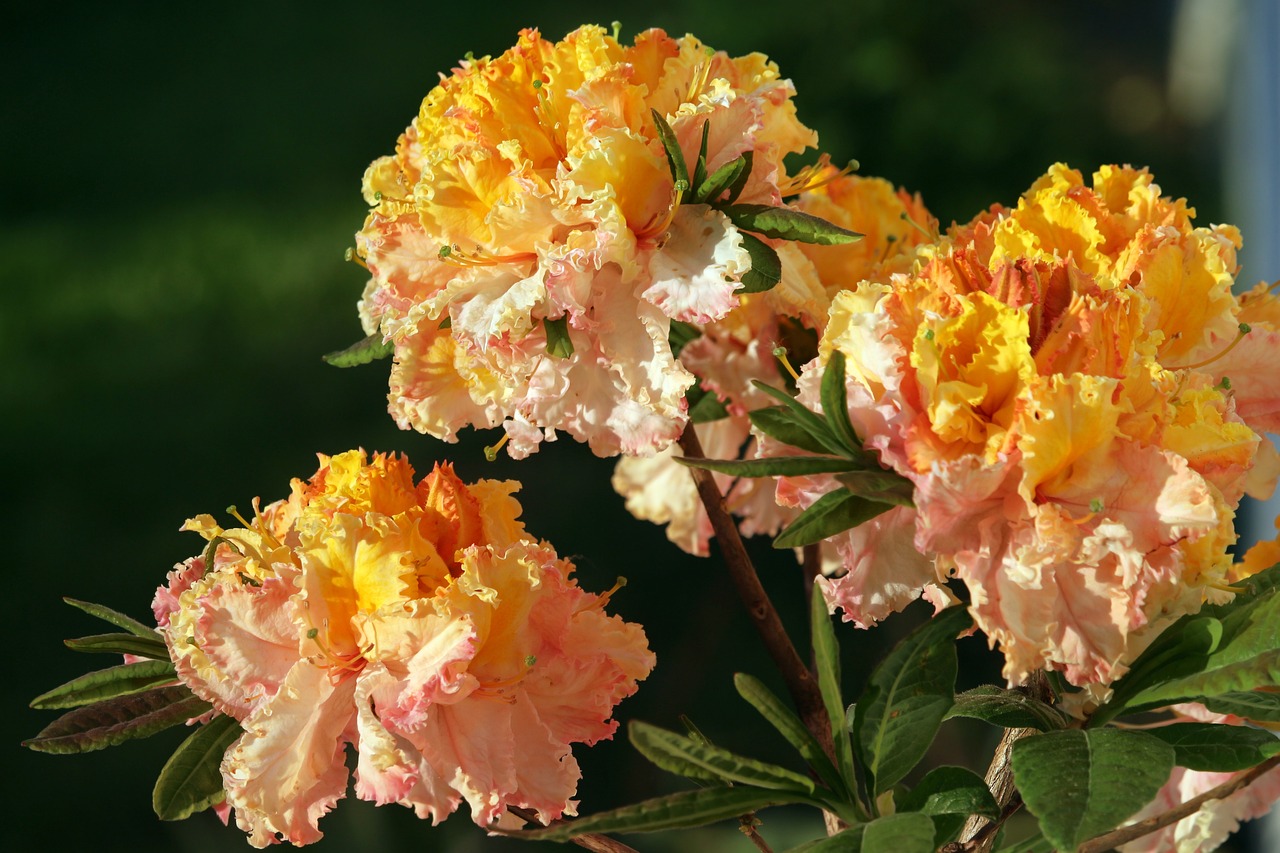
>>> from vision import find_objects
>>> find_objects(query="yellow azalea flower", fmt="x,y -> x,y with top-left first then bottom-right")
356,25 -> 821,458
155,450 -> 653,846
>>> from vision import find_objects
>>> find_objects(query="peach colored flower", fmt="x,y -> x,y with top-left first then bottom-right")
356,25 -> 819,458
775,164 -> 1280,686
156,450 -> 653,846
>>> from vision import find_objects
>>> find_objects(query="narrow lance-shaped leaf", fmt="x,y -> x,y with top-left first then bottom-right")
23,686 -> 210,754
1202,690 -> 1280,722
1011,729 -> 1174,853
734,673 -> 849,799
630,721 -> 816,793
511,786 -> 815,840
677,455 -> 867,479
322,333 -> 394,367
686,386 -> 730,424
853,605 -> 971,796
31,660 -> 178,710
738,232 -> 782,294
773,488 -> 893,550
820,351 -> 861,455
153,714 -> 243,821
63,597 -> 157,639
692,120 -> 710,194
65,632 -> 170,661
723,203 -> 860,246
834,470 -> 915,506
1141,722 -> 1280,772
749,406 -> 833,456
650,109 -> 689,191
724,150 -> 753,205
944,685 -> 1072,732
752,380 -> 849,457
695,154 -> 747,204
811,585 -> 857,795
669,319 -> 701,358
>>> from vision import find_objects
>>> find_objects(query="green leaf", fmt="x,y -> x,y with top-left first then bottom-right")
1011,728 -> 1174,853
820,352 -> 861,454
773,488 -> 892,550
788,813 -> 936,853
153,714 -> 242,820
994,830 -> 1053,853
738,232 -> 783,294
630,721 -> 816,793
749,406 -> 833,455
944,685 -> 1072,732
31,660 -> 178,709
897,765 -> 999,846
23,686 -> 211,754
1141,722 -> 1280,772
543,316 -> 574,358
687,386 -> 730,424
1094,564 -> 1280,723
723,204 -> 860,246
1202,691 -> 1280,722
321,333 -> 394,367
514,786 -> 813,840
677,455 -> 866,479
692,120 -> 710,194
854,606 -> 971,796
752,380 -> 849,457
811,585 -> 857,796
833,470 -> 915,507
725,151 -> 754,204
63,597 -> 158,639
734,673 -> 848,798
669,319 -> 701,357
65,632 -> 170,660
650,109 -> 689,191
695,154 -> 747,205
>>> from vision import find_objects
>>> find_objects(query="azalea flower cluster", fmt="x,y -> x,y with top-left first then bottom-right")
155,450 -> 653,846
356,24 -> 819,458
775,163 -> 1280,687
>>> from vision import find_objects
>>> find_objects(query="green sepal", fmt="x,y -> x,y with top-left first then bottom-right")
669,319 -> 701,358
734,673 -> 849,799
723,203 -> 860,246
749,406 -> 832,455
810,585 -> 858,800
31,660 -> 178,710
543,316 -> 574,359
630,721 -> 816,793
1141,722 -> 1280,772
1202,690 -> 1280,722
1011,728 -> 1174,853
944,685 -> 1072,732
322,333 -> 394,367
695,153 -> 748,204
853,606 -> 971,796
650,109 -> 689,191
23,686 -> 211,754
738,232 -> 783,294
752,380 -> 848,457
153,713 -> 242,821
65,632 -> 170,660
773,488 -> 892,550
511,786 -> 815,840
897,765 -> 999,846
677,455 -> 868,479
63,597 -> 158,639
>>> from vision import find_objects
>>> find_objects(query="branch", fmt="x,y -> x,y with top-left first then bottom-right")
1076,754 -> 1280,853
505,806 -> 640,853
678,427 -> 835,767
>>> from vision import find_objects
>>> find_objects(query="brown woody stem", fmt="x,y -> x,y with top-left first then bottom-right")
505,807 -> 640,853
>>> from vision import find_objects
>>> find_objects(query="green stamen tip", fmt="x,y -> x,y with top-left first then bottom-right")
1240,322 -> 1252,334
772,346 -> 788,359
306,628 -> 319,639
1090,498 -> 1104,513
438,245 -> 452,259
924,329 -> 935,341
611,21 -> 622,40
674,179 -> 689,192
373,190 -> 382,201
532,79 -> 543,89
1219,376 -> 1233,390
524,655 -> 537,667
464,51 -> 475,62
483,446 -> 499,462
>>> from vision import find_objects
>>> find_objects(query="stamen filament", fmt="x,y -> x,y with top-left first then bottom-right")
1166,323 -> 1251,371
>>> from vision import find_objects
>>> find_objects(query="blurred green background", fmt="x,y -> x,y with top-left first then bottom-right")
6,0 -> 1258,850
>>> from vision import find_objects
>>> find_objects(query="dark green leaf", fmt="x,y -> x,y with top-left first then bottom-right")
650,109 -> 689,191
738,232 -> 783,294
321,333 -> 394,367
687,387 -> 730,424
994,830 -> 1053,853
64,598 -> 158,639
630,721 -> 815,793
723,204 -> 860,246
1011,728 -> 1174,852
811,585 -> 857,796
677,455 -> 865,479
669,319 -> 701,357
820,352 -> 861,454
788,813 -> 936,853
695,154 -> 747,204
153,714 -> 242,820
833,470 -> 915,507
897,765 -> 999,846
752,380 -> 849,457
1142,722 -> 1280,772
23,686 -> 210,754
513,786 -> 813,840
543,316 -> 574,359
65,632 -> 170,660
692,120 -> 710,193
749,406 -> 832,455
944,685 -> 1072,732
854,606 -> 971,796
31,660 -> 178,709
734,673 -> 848,798
724,151 -> 754,204
773,489 -> 892,550
1202,691 -> 1280,722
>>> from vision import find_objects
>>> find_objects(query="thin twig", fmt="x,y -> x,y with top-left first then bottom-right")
1076,754 -> 1280,853
679,427 -> 836,767
505,806 -> 641,853
739,813 -> 773,852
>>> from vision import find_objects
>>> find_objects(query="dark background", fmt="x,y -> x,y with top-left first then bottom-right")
5,1 -> 1253,850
